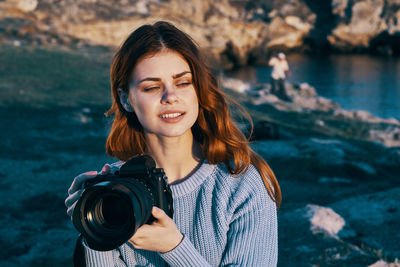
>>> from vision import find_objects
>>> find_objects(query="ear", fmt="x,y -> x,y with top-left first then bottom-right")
118,88 -> 134,112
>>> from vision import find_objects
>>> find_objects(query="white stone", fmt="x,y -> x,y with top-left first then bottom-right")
304,204 -> 345,238
219,77 -> 251,93
368,260 -> 400,267
13,40 -> 21,46
285,16 -> 312,32
17,0 -> 38,12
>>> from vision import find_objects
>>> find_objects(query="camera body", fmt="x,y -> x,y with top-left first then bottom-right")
72,155 -> 173,251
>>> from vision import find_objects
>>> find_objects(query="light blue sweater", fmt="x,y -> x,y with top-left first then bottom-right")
83,160 -> 278,266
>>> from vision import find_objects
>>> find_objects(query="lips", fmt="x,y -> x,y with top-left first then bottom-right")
158,110 -> 186,122
160,112 -> 183,119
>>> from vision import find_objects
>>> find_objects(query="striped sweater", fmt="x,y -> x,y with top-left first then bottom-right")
83,160 -> 278,266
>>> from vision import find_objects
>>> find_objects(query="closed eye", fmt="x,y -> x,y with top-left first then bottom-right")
143,86 -> 160,92
176,81 -> 192,87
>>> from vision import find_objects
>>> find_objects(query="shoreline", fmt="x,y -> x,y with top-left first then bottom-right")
220,76 -> 400,148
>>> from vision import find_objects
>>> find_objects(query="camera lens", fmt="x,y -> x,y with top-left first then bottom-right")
100,194 -> 129,227
73,179 -> 154,251
87,192 -> 131,231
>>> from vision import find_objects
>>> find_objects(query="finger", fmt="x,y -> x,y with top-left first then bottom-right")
128,239 -> 141,249
65,189 -> 83,208
67,201 -> 77,218
129,225 -> 153,245
151,206 -> 168,222
99,164 -> 111,175
68,171 -> 97,194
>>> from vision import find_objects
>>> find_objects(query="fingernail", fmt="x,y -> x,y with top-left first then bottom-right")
101,165 -> 107,172
87,171 -> 97,175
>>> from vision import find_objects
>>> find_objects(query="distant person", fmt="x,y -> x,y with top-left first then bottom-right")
65,21 -> 281,266
268,52 -> 291,101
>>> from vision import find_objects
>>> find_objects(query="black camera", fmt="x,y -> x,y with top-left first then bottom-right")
72,155 -> 173,251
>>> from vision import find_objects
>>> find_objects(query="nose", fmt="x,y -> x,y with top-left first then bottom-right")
161,84 -> 178,104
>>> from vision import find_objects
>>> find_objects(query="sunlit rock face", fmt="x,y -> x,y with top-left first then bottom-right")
1,0 -> 38,12
0,0 -> 319,68
328,0 -> 385,49
328,0 -> 400,54
1,0 -> 400,68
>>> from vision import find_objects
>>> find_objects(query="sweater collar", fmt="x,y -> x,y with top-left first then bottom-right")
168,160 -> 216,197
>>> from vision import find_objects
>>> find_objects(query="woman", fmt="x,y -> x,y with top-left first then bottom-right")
65,21 -> 281,266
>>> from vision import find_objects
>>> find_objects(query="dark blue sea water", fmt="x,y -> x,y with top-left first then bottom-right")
228,54 -> 400,120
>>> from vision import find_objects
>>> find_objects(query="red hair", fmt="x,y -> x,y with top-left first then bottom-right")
105,21 -> 281,207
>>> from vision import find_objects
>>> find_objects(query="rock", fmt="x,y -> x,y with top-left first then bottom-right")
17,0 -> 38,12
290,95 -> 338,111
279,0 -> 316,23
219,77 -> 251,93
328,0 -> 385,48
354,110 -> 372,121
0,0 -> 321,68
316,97 -> 340,111
13,40 -> 21,46
330,187 -> 400,261
376,148 -> 400,166
387,9 -> 400,35
221,77 -> 400,147
368,260 -> 400,267
298,138 -> 347,165
369,126 -> 400,147
348,161 -> 376,175
284,16 -> 312,32
267,16 -> 312,49
251,94 -> 281,105
291,95 -> 318,109
328,0 -> 400,53
134,0 -> 151,15
2,0 -> 400,65
304,204 -> 346,238
278,202 -> 379,266
298,82 -> 317,97
252,120 -> 280,140
331,0 -> 348,18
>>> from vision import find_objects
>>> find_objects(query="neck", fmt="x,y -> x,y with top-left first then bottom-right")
144,130 -> 203,183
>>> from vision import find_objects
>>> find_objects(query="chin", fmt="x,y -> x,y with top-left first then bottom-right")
162,130 -> 190,138
159,126 -> 193,138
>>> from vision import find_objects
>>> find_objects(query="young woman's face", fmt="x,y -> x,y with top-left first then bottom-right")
128,50 -> 199,138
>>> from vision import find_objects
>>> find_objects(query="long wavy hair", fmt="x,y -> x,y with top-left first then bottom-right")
105,21 -> 281,207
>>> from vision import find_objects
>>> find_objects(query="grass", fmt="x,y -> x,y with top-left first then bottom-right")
0,45 -> 113,109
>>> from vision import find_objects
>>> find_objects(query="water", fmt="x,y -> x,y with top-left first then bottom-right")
227,54 -> 400,120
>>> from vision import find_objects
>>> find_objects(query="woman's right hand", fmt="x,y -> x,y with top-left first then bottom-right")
65,164 -> 111,218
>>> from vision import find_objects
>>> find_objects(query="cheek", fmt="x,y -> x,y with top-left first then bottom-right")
129,94 -> 146,119
189,94 -> 199,121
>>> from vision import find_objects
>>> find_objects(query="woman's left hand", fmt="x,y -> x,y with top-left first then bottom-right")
128,206 -> 183,253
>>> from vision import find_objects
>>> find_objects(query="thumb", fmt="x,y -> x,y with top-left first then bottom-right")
151,206 -> 168,222
99,163 -> 111,175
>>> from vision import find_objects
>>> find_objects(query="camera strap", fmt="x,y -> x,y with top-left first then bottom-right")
73,234 -> 86,267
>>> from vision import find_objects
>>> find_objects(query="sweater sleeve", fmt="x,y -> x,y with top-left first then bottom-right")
220,196 -> 278,266
159,235 -> 211,266
83,239 -> 128,267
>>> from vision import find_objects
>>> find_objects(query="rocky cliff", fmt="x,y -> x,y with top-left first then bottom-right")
1,0 -> 400,68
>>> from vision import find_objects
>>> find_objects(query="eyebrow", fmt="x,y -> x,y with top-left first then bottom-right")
137,71 -> 192,84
